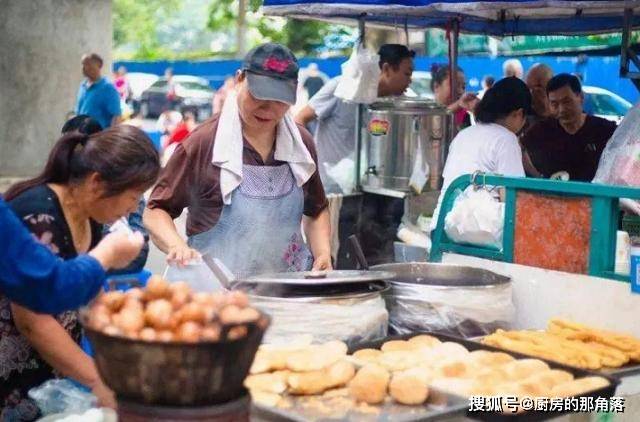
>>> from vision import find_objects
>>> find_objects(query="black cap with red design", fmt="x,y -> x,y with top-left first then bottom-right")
241,43 -> 299,105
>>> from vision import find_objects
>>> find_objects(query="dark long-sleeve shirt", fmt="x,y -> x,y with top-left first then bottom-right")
0,197 -> 105,314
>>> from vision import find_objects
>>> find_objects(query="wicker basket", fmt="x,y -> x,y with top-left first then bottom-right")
81,310 -> 269,406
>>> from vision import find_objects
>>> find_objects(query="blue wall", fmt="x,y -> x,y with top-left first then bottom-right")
116,55 -> 638,103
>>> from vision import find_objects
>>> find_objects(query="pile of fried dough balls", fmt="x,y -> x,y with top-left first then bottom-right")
87,276 -> 262,343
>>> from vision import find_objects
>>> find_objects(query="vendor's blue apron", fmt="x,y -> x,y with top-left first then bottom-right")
188,163 -> 313,279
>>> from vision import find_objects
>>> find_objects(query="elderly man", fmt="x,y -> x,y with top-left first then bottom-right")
295,44 -> 415,193
522,73 -> 616,181
525,63 -> 554,126
144,43 -> 331,277
75,53 -> 122,129
503,58 -> 524,79
521,63 -> 554,176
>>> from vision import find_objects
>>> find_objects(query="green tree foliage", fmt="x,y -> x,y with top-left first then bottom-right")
113,0 -> 182,59
207,0 -> 334,56
257,19 -> 334,55
114,0 -> 343,59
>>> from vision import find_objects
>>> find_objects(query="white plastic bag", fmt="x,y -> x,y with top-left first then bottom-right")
444,188 -> 504,249
252,294 -> 388,346
385,281 -> 514,338
324,157 -> 355,194
28,379 -> 96,416
409,140 -> 429,194
334,44 -> 380,104
594,103 -> 640,188
593,104 -> 640,214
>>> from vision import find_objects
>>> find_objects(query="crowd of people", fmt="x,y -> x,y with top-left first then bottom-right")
0,42 -> 628,420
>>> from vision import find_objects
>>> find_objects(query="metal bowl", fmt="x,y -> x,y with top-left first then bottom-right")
80,309 -> 269,406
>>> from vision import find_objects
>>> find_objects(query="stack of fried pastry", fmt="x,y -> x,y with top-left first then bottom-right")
482,318 -> 640,370
246,333 -> 610,412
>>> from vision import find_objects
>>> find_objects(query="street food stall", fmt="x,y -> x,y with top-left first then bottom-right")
260,0 -> 640,420
31,2 -> 640,421
264,0 -> 640,265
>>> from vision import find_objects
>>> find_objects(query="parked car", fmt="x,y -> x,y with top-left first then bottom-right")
583,86 -> 632,124
405,71 -> 434,100
126,72 -> 159,107
139,75 -> 214,121
127,72 -> 159,100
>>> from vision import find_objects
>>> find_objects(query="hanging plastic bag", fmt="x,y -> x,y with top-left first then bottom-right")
444,188 -> 504,249
409,139 -> 429,194
324,157 -> 356,194
334,44 -> 380,104
593,104 -> 640,214
594,104 -> 640,188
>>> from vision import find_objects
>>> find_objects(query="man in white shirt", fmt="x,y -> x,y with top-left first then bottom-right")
295,44 -> 415,193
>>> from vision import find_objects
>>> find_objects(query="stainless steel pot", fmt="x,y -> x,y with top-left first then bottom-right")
361,98 -> 454,192
371,262 -> 514,338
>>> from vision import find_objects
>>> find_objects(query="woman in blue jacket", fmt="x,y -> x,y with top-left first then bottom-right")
0,196 -> 143,314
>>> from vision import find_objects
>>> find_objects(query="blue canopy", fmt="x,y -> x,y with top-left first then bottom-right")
262,1 -> 640,36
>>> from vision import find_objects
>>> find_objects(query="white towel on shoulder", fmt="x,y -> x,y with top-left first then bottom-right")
212,91 -> 317,205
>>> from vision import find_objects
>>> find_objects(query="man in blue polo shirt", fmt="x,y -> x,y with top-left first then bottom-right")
75,53 -> 122,129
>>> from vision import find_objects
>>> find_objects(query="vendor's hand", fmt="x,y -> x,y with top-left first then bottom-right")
92,382 -> 116,409
167,243 -> 201,267
90,231 -> 144,270
312,254 -> 333,271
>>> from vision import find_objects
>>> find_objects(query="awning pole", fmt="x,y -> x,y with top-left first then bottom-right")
448,18 -> 460,109
355,15 -> 366,192
621,8 -> 640,92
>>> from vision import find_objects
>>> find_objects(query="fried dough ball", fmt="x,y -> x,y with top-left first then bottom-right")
145,275 -> 171,300
175,321 -> 202,343
139,327 -> 157,341
502,359 -> 550,380
523,369 -> 574,391
245,371 -> 290,394
389,371 -> 430,405
144,299 -> 173,330
349,365 -> 390,404
286,341 -> 348,372
376,350 -> 423,372
434,358 -> 475,378
177,302 -> 207,324
99,291 -> 125,312
201,325 -> 221,341
113,308 -> 145,333
408,335 -> 442,349
381,340 -> 419,352
326,360 -> 356,389
219,305 -> 260,325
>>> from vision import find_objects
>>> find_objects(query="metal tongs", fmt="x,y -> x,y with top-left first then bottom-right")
201,254 -> 237,290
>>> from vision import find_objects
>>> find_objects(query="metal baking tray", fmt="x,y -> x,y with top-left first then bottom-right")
252,386 -> 468,422
470,333 -> 640,377
354,332 -> 620,422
